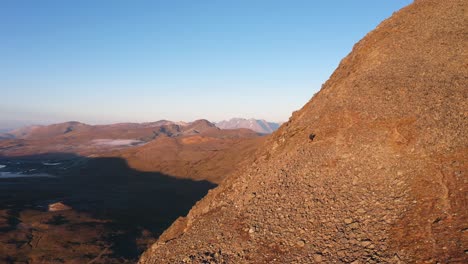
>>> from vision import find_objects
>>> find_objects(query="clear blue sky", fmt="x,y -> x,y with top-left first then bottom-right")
0,0 -> 412,128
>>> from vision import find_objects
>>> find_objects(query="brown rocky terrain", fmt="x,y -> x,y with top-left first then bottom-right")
114,134 -> 262,184
139,0 -> 467,263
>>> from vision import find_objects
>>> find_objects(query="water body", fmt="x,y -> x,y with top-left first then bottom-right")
0,171 -> 57,179
0,165 -> 5,169
92,139 -> 145,147
42,162 -> 62,166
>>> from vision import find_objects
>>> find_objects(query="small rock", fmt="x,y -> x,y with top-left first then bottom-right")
296,240 -> 306,247
361,241 -> 372,247
344,218 -> 353,224
48,202 -> 71,212
356,208 -> 366,214
313,254 -> 323,262
309,133 -> 316,141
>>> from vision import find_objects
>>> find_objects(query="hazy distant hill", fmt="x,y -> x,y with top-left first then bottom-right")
2,120 -> 214,141
216,118 -> 281,134
8,122 -> 92,139
0,133 -> 14,140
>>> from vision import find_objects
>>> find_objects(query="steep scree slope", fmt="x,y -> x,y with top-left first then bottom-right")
140,0 -> 467,263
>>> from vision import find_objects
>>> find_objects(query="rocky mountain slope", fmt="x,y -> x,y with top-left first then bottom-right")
216,118 -> 280,134
139,0 -> 467,263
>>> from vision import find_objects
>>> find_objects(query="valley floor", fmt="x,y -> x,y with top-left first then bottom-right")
0,155 -> 215,263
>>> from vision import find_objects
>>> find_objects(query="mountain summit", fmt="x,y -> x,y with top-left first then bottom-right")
140,0 -> 467,263
216,118 -> 281,134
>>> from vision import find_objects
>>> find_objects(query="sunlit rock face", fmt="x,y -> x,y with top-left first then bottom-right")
139,0 -> 468,263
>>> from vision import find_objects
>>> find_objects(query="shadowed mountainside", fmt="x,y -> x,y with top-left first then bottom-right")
0,154 -> 216,263
139,0 -> 467,263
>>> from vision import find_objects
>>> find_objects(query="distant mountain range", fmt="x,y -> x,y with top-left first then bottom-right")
0,119 -> 222,141
0,118 -> 282,139
0,119 -> 264,183
216,118 -> 281,134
